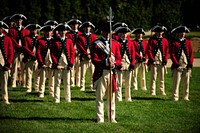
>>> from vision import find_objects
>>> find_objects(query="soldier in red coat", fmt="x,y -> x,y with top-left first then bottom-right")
36,25 -> 55,98
77,21 -> 97,91
0,21 -> 14,104
132,28 -> 148,91
44,20 -> 58,38
1,16 -> 12,35
114,26 -> 135,102
147,25 -> 169,96
170,26 -> 194,101
91,23 -> 121,123
66,19 -> 82,87
8,14 -> 29,88
112,22 -> 128,41
51,23 -> 75,103
23,24 -> 41,93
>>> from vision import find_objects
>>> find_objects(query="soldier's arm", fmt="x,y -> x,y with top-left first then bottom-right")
170,42 -> 179,67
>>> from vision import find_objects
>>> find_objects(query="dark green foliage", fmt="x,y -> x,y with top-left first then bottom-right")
0,0 -> 199,31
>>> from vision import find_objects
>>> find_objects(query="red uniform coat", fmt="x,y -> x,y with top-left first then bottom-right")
147,36 -> 169,65
117,38 -> 135,69
66,31 -> 82,44
170,39 -> 194,69
0,35 -> 14,70
77,33 -> 97,61
23,35 -> 41,62
51,37 -> 75,68
8,27 -> 29,51
36,37 -> 54,67
132,39 -> 148,61
91,37 -> 121,83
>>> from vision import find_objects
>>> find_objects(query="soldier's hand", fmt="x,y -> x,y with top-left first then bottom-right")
3,66 -> 10,71
109,57 -> 115,68
142,57 -> 146,62
177,66 -> 182,71
57,65 -> 64,70
42,64 -> 47,68
67,66 -> 72,70
31,56 -> 36,61
87,54 -> 91,59
75,50 -> 79,55
3,64 -> 10,71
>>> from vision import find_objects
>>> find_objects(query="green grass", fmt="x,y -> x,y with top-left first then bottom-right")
186,31 -> 200,38
0,68 -> 200,133
194,52 -> 200,58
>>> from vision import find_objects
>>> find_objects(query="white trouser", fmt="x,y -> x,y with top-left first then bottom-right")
80,60 -> 94,89
38,68 -> 54,96
95,70 -> 116,122
132,62 -> 147,90
25,60 -> 40,92
149,64 -> 166,95
172,69 -> 191,100
54,69 -> 71,102
70,55 -> 80,87
116,70 -> 132,101
0,65 -> 9,103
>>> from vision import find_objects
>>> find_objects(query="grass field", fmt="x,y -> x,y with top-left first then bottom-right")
186,31 -> 200,38
194,52 -> 200,58
0,68 -> 200,133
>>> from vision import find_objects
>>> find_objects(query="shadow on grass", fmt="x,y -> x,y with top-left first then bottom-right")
0,116 -> 96,122
132,96 -> 166,100
9,99 -> 44,103
84,91 -> 96,95
71,97 -> 96,101
9,87 -> 25,91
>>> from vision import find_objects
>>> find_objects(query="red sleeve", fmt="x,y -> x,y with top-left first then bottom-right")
91,43 -> 103,66
77,35 -> 87,55
187,39 -> 194,65
6,36 -> 14,65
114,41 -> 121,66
143,40 -> 148,59
163,38 -> 169,62
130,41 -> 135,66
133,40 -> 141,59
147,38 -> 155,61
22,37 -> 35,57
8,28 -> 22,50
170,42 -> 179,66
69,39 -> 75,65
36,40 -> 44,64
91,34 -> 98,44
50,41 -> 58,65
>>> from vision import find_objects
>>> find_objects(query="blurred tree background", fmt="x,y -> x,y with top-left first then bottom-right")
0,0 -> 199,31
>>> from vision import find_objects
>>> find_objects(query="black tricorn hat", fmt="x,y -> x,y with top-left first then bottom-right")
10,14 -> 27,21
99,22 -> 111,32
151,25 -> 167,32
25,24 -> 41,30
0,21 -> 9,29
40,25 -> 54,32
53,23 -> 71,31
44,20 -> 58,26
67,19 -> 82,25
131,28 -> 145,35
2,16 -> 11,24
114,26 -> 131,34
113,22 -> 128,31
171,26 -> 190,33
79,21 -> 95,29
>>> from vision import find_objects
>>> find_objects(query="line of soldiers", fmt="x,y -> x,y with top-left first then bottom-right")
0,14 -> 194,123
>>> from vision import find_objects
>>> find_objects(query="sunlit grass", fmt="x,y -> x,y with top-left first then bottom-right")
0,68 -> 200,133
